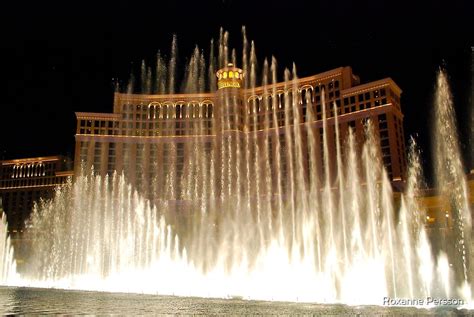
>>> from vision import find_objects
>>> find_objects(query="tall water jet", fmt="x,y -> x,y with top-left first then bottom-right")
154,51 -> 167,94
433,70 -> 472,292
470,47 -> 474,172
168,34 -> 177,94
0,208 -> 16,284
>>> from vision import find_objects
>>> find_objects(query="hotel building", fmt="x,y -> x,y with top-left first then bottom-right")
0,156 -> 73,232
74,66 -> 406,198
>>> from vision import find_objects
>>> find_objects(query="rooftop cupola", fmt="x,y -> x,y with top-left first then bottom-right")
216,63 -> 244,89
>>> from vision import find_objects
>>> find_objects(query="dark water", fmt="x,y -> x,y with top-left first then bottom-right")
0,287 -> 470,316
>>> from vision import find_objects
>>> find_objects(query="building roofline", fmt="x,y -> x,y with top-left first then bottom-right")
1,156 -> 66,165
112,67 -> 352,102
75,112 -> 121,120
108,67 -> 402,109
341,78 -> 402,96
247,67 -> 349,94
55,171 -> 74,177
114,92 -> 216,102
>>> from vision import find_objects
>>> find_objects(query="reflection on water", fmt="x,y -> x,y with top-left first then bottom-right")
0,287 -> 470,316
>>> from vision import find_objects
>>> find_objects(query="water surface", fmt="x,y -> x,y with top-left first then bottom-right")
0,287 -> 470,316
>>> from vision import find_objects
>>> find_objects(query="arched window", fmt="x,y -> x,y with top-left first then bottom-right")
206,103 -> 214,118
194,104 -> 199,118
262,94 -> 271,111
300,85 -> 313,105
277,92 -> 283,109
148,102 -> 161,119
176,104 -> 182,119
185,104 -> 190,118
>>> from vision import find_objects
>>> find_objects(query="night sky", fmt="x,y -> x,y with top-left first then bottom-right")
0,0 -> 472,183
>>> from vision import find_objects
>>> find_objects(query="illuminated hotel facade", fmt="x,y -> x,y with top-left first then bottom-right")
74,65 -> 406,198
0,156 -> 73,232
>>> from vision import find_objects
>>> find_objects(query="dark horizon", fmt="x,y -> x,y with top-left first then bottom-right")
0,0 -> 472,185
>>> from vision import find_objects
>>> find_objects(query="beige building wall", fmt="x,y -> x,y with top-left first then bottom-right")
74,66 -> 406,196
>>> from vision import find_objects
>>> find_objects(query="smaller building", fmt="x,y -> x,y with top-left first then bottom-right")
416,172 -> 474,282
417,172 -> 474,231
0,156 -> 73,232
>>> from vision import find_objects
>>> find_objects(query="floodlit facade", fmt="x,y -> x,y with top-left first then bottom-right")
0,156 -> 73,232
74,66 -> 406,198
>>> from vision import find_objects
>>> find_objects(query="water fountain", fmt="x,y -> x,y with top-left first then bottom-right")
0,208 -> 16,285
0,29 -> 472,306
